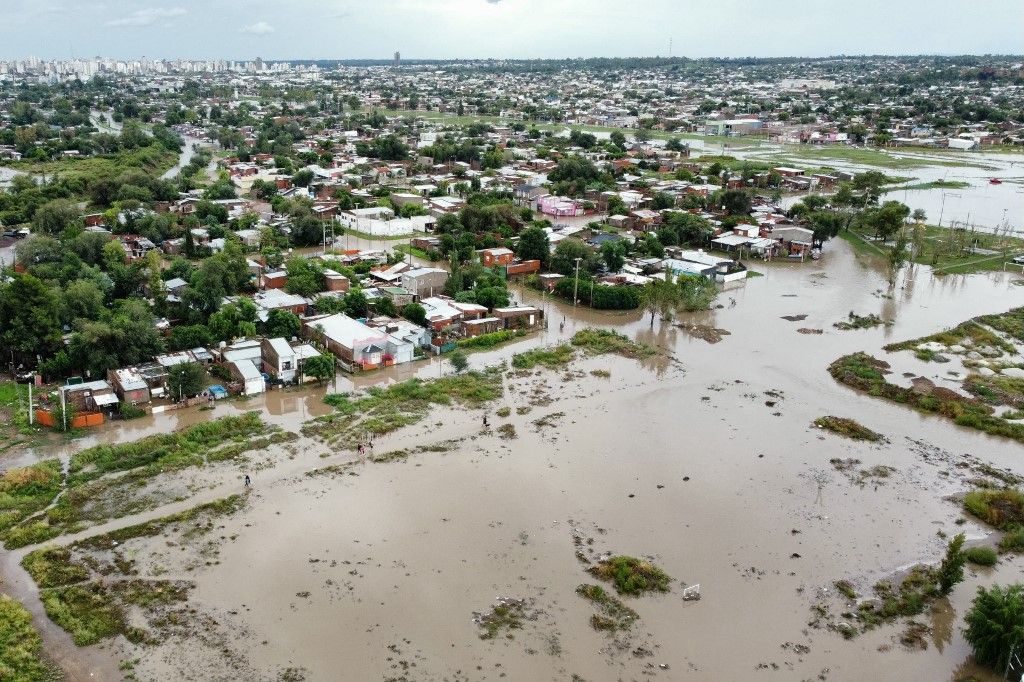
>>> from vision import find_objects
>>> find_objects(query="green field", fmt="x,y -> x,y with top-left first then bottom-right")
765,145 -> 996,171
8,145 -> 179,184
380,109 -> 766,148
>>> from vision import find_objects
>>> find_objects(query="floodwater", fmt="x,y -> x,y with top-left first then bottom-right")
4,240 -> 1024,681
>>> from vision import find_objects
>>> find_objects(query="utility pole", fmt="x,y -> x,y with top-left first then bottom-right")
28,378 -> 33,425
573,257 -> 581,307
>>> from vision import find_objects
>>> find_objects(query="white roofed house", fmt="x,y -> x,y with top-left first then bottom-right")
400,267 -> 449,298
671,248 -> 748,283
303,313 -> 391,372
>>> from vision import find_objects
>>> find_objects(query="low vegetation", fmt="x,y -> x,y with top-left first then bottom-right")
456,329 -> 527,350
570,328 -> 656,359
814,416 -> 884,442
834,312 -> 890,330
587,556 -> 671,596
22,496 -> 244,646
0,595 -> 53,681
0,459 -> 62,534
885,309 -> 1021,354
510,344 -> 575,370
475,598 -> 527,640
576,583 -> 639,632
828,353 -> 1024,444
965,546 -> 998,566
309,367 -> 503,445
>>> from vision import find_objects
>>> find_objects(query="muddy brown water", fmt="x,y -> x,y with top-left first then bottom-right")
3,241 -> 1024,681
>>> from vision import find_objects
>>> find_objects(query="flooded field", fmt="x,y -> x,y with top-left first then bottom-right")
3,239 -> 1024,681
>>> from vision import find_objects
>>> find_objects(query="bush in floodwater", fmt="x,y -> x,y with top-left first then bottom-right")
999,528 -> 1024,553
965,547 -> 998,566
511,344 -> 575,370
588,556 -> 671,596
963,489 -> 1024,529
814,416 -> 883,442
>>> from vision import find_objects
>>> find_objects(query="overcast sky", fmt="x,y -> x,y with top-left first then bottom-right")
2,0 -> 1022,61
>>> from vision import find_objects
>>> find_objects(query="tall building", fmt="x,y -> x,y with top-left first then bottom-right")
393,51 -> 401,67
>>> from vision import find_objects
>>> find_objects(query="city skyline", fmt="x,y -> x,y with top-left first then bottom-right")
1,0 -> 1022,61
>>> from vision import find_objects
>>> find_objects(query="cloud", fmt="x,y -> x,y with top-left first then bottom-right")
485,0 -> 503,3
106,7 -> 185,27
240,21 -> 274,35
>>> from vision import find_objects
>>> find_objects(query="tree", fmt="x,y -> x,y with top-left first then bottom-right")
964,583 -> 1024,677
516,226 -> 551,267
401,302 -> 427,326
640,276 -> 681,326
600,240 -> 627,272
284,256 -> 325,296
61,279 -> 105,326
551,239 -> 597,277
292,169 -> 314,187
265,309 -> 301,339
448,350 -> 469,373
888,228 -> 910,285
475,286 -> 510,310
719,189 -> 752,216
342,289 -> 369,318
168,361 -> 207,401
678,274 -> 718,311
609,130 -> 626,149
937,533 -> 967,595
860,201 -> 910,241
373,297 -> 398,317
32,199 -> 81,236
0,274 -> 62,366
303,354 -> 336,383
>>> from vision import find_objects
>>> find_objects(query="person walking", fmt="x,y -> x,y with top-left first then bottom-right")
244,474 -> 251,487
482,414 -> 489,429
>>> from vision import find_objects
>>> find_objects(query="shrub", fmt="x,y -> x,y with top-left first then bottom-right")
965,546 -> 998,566
588,556 -> 671,595
964,584 -> 1024,675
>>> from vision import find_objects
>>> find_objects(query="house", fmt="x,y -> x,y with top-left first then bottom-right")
323,269 -> 350,292
108,368 -> 151,404
261,337 -> 300,382
263,270 -> 287,289
769,226 -> 815,258
479,247 -> 515,267
60,379 -> 119,413
303,313 -> 391,371
230,360 -> 266,396
671,249 -> 747,283
364,317 -> 428,365
493,306 -> 544,330
253,289 -> 308,320
220,339 -> 263,367
400,267 -> 449,297
380,286 -> 415,307
463,317 -> 503,337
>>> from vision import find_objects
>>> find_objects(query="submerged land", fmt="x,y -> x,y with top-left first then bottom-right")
2,53 -> 1024,681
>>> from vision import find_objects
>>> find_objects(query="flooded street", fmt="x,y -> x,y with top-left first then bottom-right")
4,239 -> 1024,681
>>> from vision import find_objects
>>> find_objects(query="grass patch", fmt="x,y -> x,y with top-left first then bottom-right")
965,546 -> 998,566
885,309 -> 1021,355
829,352 -> 1024,445
456,329 -> 527,350
576,583 -> 639,632
23,496 -> 244,647
0,459 -> 62,534
814,416 -> 883,442
495,407 -> 511,418
854,566 -> 940,632
834,312 -> 890,330
570,328 -> 656,359
895,180 -> 971,191
475,598 -> 527,640
69,412 -> 273,483
511,344 -> 575,370
587,556 -> 671,596
964,489 -> 1024,529
496,423 -> 517,440
0,595 -> 52,681
309,367 -> 503,445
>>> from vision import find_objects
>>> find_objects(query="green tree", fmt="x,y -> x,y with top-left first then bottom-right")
342,289 -> 369,318
516,225 -> 551,267
678,274 -> 718,311
938,533 -> 967,595
265,309 -> 301,339
448,350 -> 469,373
640,276 -> 682,326
32,199 -> 81,236
401,302 -> 427,326
551,239 -> 597,277
0,274 -> 62,366
168,361 -> 207,400
61,279 -> 105,326
284,257 -> 325,296
964,583 -> 1024,677
719,189 -> 752,216
303,354 -> 336,383
600,240 -> 627,272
